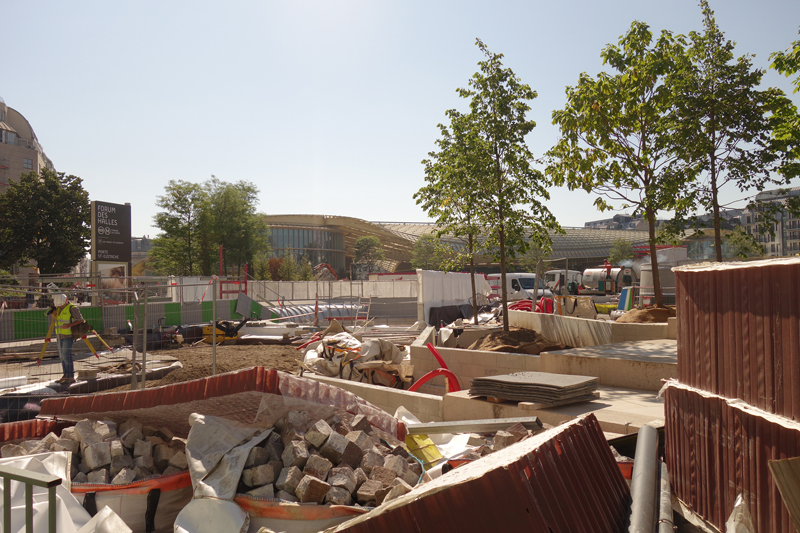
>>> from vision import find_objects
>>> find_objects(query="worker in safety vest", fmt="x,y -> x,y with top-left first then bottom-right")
46,293 -> 85,384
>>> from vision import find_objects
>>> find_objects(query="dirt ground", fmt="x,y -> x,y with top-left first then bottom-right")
107,344 -> 303,391
466,328 -> 568,355
615,307 -> 676,323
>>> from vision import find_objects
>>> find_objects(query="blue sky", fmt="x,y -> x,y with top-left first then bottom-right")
3,1 -> 799,237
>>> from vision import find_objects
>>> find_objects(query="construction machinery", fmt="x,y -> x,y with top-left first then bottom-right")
202,317 -> 250,344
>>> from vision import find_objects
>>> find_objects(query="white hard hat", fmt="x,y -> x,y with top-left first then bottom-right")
53,293 -> 67,306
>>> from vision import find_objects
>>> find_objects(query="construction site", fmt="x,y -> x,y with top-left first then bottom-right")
0,259 -> 798,533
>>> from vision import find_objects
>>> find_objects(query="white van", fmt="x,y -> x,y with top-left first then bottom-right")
486,273 -> 552,301
543,270 -> 583,293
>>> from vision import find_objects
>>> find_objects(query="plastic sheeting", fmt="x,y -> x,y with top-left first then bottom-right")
417,270 -> 491,325
0,452 -> 91,533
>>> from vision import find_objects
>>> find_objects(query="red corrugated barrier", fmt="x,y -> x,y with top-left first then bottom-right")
329,413 -> 631,533
664,381 -> 799,533
675,258 -> 800,420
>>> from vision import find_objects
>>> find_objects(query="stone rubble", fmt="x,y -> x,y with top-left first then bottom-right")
0,418 -> 188,485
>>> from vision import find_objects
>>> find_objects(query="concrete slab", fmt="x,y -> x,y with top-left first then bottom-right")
444,386 -> 664,435
544,339 -> 677,364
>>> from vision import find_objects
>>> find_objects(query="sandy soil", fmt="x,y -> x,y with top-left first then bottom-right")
466,328 -> 567,355
106,343 -> 302,391
615,307 -> 676,323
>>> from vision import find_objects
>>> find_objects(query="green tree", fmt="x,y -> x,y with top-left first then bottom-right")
420,39 -> 561,331
608,239 -> 634,265
277,249 -> 299,281
250,253 -> 272,280
416,107 -> 486,324
353,236 -> 384,274
769,28 -> 800,215
725,225 -> 764,259
0,169 -> 90,274
412,233 -> 456,270
151,177 -> 270,276
150,180 -> 207,275
669,1 -> 796,261
547,22 -> 692,307
297,256 -> 314,281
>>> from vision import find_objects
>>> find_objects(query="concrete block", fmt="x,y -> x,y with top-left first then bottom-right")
267,460 -> 283,478
383,455 -> 408,478
303,454 -> 332,481
265,438 -> 284,463
304,419 -> 333,449
276,490 -> 298,503
324,486 -> 352,506
85,442 -> 112,470
73,420 -> 95,444
345,430 -> 373,452
134,466 -> 153,481
356,479 -> 382,505
142,426 -> 157,437
369,466 -> 398,487
295,475 -> 331,503
493,430 -> 522,451
403,468 -> 420,486
281,428 -> 305,447
354,467 -> 368,489
72,472 -> 89,483
281,439 -> 309,469
243,464 -> 276,487
245,446 -> 270,468
134,455 -> 155,471
120,428 -> 143,449
381,478 -> 413,504
360,449 -> 384,475
109,439 -> 124,458
87,469 -> 109,484
133,439 -> 152,458
328,465 -> 357,494
154,427 -> 174,442
390,445 -> 411,460
168,450 -> 188,470
162,466 -> 183,476
77,461 -> 91,475
110,454 -> 134,477
247,484 -> 275,499
93,421 -> 116,440
40,432 -> 59,448
275,466 -> 303,494
118,419 -> 143,437
145,436 -> 165,446
338,440 -> 364,470
285,411 -> 308,431
79,432 -> 102,452
112,468 -> 137,485
153,444 -> 177,471
51,439 -> 79,454
60,426 -> 77,442
168,439 -> 186,453
1,444 -> 26,458
319,432 -> 348,464
351,414 -> 371,434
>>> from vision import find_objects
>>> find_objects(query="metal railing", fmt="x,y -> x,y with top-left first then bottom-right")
0,464 -> 61,533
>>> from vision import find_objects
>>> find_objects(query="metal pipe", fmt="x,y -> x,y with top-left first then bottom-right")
658,461 -> 675,533
212,277 -> 217,375
628,424 -> 658,533
140,285 -> 148,389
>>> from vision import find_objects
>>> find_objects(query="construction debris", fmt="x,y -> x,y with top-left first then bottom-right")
0,417 -> 188,484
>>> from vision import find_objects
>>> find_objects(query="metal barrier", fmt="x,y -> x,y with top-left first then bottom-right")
0,464 -> 62,533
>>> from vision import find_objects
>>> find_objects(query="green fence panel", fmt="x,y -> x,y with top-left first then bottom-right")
80,307 -> 103,333
125,306 -> 134,322
164,303 -> 181,326
250,301 -> 264,319
201,302 -> 213,323
230,300 -> 238,318
13,310 -> 49,340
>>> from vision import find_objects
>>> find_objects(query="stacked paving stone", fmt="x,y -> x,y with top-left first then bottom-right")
237,411 -> 422,507
0,418 -> 188,485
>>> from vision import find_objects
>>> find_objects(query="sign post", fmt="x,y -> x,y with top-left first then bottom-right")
90,201 -> 132,306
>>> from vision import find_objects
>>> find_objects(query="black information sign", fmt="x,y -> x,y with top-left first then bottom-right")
91,201 -> 131,262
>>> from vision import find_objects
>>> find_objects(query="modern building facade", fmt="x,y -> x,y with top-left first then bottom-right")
741,187 -> 800,256
0,97 -> 54,193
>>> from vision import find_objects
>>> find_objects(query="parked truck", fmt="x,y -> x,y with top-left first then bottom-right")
543,270 -> 583,294
581,267 -> 637,294
486,273 -> 552,301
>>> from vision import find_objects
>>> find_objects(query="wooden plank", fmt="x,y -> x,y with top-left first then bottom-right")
405,416 -> 542,435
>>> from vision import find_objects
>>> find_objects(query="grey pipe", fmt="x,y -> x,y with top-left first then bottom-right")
658,461 -> 675,533
628,424 -> 658,533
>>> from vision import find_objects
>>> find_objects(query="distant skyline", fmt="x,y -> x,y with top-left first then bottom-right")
3,1 -> 799,237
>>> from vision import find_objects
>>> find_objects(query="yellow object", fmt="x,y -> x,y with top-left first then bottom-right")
405,434 -> 443,471
54,305 -> 74,336
38,318 -> 57,365
201,325 -> 238,344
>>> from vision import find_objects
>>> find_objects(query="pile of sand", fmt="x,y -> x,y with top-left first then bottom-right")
467,328 -> 568,355
615,307 -> 676,323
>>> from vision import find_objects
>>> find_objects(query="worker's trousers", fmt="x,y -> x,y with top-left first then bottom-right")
57,337 -> 75,377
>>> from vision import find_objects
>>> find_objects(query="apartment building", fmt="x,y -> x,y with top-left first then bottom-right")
0,97 -> 54,193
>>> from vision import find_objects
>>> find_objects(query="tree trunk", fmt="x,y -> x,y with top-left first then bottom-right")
469,233 -> 478,326
647,207 -> 664,308
711,157 -> 722,262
